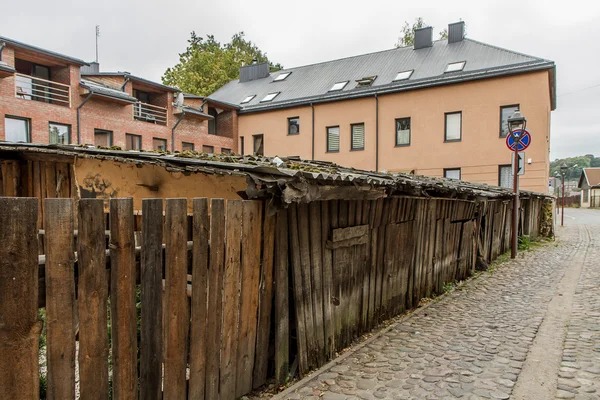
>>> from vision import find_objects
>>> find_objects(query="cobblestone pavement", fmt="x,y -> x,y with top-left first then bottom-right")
276,220 -> 599,400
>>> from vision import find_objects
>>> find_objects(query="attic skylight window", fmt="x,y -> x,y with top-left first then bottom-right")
329,81 -> 349,92
445,61 -> 466,73
241,95 -> 256,104
356,76 -> 377,88
260,92 -> 280,102
393,70 -> 413,81
273,72 -> 291,82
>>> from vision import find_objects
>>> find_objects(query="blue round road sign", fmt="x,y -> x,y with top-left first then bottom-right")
506,129 -> 531,151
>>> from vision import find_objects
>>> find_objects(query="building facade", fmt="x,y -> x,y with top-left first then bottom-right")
210,22 -> 556,193
0,36 -> 237,154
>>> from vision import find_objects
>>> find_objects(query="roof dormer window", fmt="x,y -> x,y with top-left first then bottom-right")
273,72 -> 291,82
356,76 -> 377,88
329,81 -> 348,92
260,92 -> 280,102
241,94 -> 256,104
393,70 -> 414,81
445,61 -> 466,73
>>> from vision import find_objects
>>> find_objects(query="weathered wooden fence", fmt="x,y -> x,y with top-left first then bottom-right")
0,194 -> 552,399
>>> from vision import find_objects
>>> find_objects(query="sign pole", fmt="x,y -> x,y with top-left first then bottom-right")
511,133 -> 522,259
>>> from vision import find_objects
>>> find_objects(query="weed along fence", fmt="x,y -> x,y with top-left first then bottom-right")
0,144 -> 554,399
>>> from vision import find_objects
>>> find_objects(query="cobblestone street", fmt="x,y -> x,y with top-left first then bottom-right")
275,209 -> 600,400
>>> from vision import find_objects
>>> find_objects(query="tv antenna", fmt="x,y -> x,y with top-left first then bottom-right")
95,25 -> 100,63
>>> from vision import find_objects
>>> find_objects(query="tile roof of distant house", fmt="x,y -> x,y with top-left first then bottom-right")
209,38 -> 556,113
0,35 -> 88,66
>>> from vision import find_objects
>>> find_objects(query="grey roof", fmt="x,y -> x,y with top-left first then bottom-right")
209,38 -> 556,113
80,78 -> 138,103
178,106 -> 213,119
0,62 -> 15,74
81,72 -> 178,92
0,35 -> 88,66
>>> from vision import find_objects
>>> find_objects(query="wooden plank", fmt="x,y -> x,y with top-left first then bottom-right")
78,199 -> 109,400
309,202 -> 326,366
253,208 -> 276,389
188,198 -> 209,400
374,225 -> 385,322
348,200 -> 356,226
45,161 -> 57,198
332,224 -> 369,242
56,162 -> 70,198
220,200 -> 243,400
39,162 -> 47,228
236,201 -> 263,397
288,204 -> 310,374
321,201 -> 335,358
360,200 -> 371,332
274,210 -> 289,386
326,235 -> 369,249
44,199 -> 76,400
140,199 -> 163,400
205,199 -> 226,400
0,198 -> 41,400
330,201 -> 342,347
1,160 -> 19,196
382,223 -> 394,317
109,198 -> 138,400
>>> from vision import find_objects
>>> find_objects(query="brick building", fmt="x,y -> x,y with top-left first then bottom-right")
0,36 -> 238,153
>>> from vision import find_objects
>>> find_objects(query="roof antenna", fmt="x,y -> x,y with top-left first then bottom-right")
95,25 -> 100,63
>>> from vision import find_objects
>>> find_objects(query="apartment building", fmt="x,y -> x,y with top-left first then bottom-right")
0,36 -> 237,153
209,22 -> 556,193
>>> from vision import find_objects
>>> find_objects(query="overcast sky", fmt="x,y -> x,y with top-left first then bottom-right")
2,0 -> 599,160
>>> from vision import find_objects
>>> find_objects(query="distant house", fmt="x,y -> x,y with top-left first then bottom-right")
578,168 -> 600,207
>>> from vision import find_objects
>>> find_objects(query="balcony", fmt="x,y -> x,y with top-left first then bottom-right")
14,73 -> 71,107
133,102 -> 167,126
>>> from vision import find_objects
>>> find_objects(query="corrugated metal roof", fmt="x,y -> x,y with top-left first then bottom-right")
0,35 -> 88,66
80,79 -> 138,103
81,72 -> 179,92
209,38 -> 555,112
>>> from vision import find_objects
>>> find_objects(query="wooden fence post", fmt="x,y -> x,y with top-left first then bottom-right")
274,210 -> 289,386
0,197 -> 40,400
44,198 -> 76,400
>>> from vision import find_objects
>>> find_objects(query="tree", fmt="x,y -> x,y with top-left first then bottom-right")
395,18 -> 449,48
162,31 -> 282,96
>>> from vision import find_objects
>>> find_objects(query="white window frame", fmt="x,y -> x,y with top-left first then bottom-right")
445,61 -> 466,73
329,81 -> 348,92
260,92 -> 280,102
445,112 -> 462,142
444,168 -> 461,180
273,72 -> 291,82
393,70 -> 414,81
241,94 -> 256,104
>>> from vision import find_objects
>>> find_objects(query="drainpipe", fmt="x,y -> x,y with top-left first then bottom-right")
172,112 -> 186,152
77,92 -> 94,144
120,74 -> 131,91
0,42 -> 5,61
375,94 -> 379,172
311,103 -> 315,160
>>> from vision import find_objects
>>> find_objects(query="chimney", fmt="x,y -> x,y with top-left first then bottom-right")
81,61 -> 100,74
239,62 -> 270,83
414,27 -> 433,50
448,21 -> 465,43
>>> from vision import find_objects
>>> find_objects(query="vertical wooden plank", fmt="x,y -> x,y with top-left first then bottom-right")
274,210 -> 290,386
140,199 -> 163,400
56,163 -> 70,198
189,198 -> 209,400
206,199 -> 226,400
78,199 -> 109,400
1,160 -> 19,196
361,200 -> 371,331
368,223 -> 378,329
44,199 -> 76,400
236,201 -> 262,397
45,161 -> 57,198
329,200 -> 342,351
321,201 -> 335,359
288,204 -> 310,373
220,200 -> 242,400
253,208 -> 276,389
309,201 -> 326,365
109,198 -> 138,400
0,198 -> 40,400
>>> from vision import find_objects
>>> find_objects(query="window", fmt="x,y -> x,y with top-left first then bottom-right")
221,148 -> 232,154
94,129 -> 112,147
208,107 -> 217,135
202,145 -> 214,153
182,142 -> 194,151
327,126 -> 340,152
351,123 -> 365,150
500,105 -> 520,138
260,92 -> 280,102
133,89 -> 150,103
288,117 -> 300,135
253,134 -> 264,155
445,61 -> 466,73
583,189 -> 589,203
393,70 -> 413,81
395,117 -> 411,146
444,168 -> 461,180
445,112 -> 462,142
48,123 -> 71,145
5,116 -> 31,143
240,137 -> 245,155
125,133 -> 141,150
329,81 -> 348,92
273,72 -> 291,82
153,138 -> 167,151
241,95 -> 255,104
499,165 -> 513,189
356,76 -> 376,88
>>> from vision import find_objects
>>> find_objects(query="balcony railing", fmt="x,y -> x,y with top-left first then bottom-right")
14,73 -> 71,107
133,102 -> 168,126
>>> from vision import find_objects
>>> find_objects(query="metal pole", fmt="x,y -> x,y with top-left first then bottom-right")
561,174 -> 565,226
511,143 -> 519,259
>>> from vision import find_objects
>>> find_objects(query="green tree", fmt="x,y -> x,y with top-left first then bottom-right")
162,31 -> 282,96
395,18 -> 450,48
549,156 -> 592,181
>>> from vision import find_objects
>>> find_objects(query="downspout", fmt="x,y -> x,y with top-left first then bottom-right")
0,42 -> 5,61
172,112 -> 186,152
311,103 -> 315,160
375,94 -> 379,172
120,74 -> 131,91
77,92 -> 94,144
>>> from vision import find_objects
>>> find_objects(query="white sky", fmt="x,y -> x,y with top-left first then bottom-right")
2,0 -> 599,160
